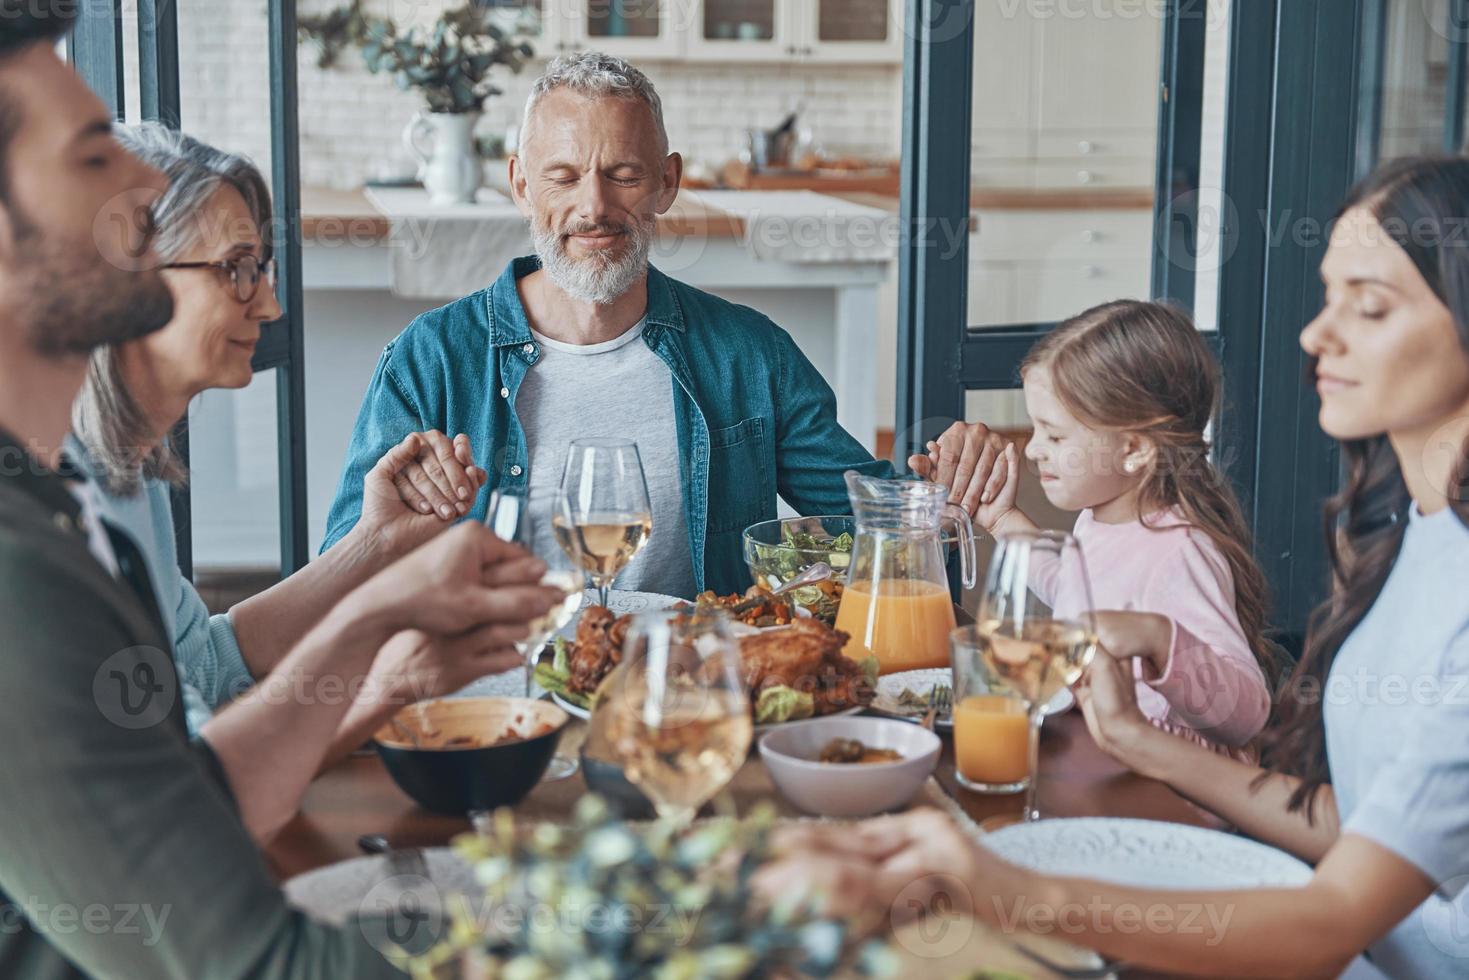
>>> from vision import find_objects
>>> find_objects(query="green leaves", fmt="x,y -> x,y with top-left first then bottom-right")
296,1 -> 537,114
410,800 -> 893,979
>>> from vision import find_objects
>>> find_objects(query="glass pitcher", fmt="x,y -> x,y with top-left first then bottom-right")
833,472 -> 978,674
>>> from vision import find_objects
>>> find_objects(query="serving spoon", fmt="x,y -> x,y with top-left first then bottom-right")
731,561 -> 836,615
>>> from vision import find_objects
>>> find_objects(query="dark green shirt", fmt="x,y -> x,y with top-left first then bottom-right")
0,432 -> 406,980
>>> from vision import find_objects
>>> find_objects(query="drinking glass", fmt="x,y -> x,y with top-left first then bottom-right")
967,530 -> 1098,824
558,438 -> 653,608
486,487 -> 585,780
601,609 -> 752,823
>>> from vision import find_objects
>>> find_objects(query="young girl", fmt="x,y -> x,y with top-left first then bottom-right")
936,301 -> 1276,756
761,154 -> 1469,980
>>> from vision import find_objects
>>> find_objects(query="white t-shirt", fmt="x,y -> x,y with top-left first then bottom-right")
515,318 -> 698,600
1325,504 -> 1469,978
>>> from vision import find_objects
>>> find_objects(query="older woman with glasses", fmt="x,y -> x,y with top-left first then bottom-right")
69,123 -> 501,770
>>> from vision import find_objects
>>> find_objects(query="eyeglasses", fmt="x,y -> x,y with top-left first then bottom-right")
162,254 -> 277,304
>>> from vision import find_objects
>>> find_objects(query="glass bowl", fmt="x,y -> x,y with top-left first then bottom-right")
742,516 -> 856,622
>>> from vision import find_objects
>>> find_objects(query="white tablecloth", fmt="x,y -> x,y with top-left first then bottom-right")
364,185 -> 532,299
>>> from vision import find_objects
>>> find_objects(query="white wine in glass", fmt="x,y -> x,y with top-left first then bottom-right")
976,530 -> 1098,825
559,438 -> 653,607
486,487 -> 585,780
603,610 -> 752,823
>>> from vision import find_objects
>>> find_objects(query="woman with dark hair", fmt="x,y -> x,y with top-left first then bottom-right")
755,156 -> 1469,978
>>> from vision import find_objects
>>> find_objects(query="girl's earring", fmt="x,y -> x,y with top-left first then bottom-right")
1124,458 -> 1139,474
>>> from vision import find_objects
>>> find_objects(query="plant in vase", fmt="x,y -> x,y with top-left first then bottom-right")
299,1 -> 535,204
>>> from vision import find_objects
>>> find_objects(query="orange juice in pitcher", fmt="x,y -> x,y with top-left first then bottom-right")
836,472 -> 977,675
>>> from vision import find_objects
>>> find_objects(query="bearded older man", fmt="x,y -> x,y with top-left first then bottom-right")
323,51 -> 1002,597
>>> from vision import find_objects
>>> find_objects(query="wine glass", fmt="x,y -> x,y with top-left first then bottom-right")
558,438 -> 653,608
971,530 -> 1098,825
486,487 -> 585,780
602,609 -> 752,823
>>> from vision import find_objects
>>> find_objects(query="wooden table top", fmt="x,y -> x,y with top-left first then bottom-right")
266,709 -> 1216,883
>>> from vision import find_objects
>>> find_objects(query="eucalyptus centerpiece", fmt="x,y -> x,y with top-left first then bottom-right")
299,1 -> 535,204
390,797 -> 896,980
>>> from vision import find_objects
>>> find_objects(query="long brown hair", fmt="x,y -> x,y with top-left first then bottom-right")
1022,300 -> 1282,686
1257,156 -> 1469,820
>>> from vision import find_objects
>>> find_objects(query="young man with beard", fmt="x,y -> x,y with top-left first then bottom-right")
0,8 -> 561,977
322,52 -> 1006,597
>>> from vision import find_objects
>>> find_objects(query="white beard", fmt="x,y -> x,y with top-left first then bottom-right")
529,213 -> 655,306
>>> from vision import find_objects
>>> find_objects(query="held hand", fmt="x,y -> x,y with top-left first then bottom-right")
909,423 -> 1022,533
365,627 -> 525,708
756,810 -> 1008,926
1075,644 -> 1156,767
355,522 -> 565,640
1090,610 -> 1173,680
360,431 -> 488,555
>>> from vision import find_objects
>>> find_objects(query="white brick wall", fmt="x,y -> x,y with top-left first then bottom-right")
149,0 -> 901,191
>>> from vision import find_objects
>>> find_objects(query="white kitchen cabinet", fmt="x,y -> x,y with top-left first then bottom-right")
801,0 -> 905,64
1034,0 -> 1161,136
542,0 -> 685,59
684,0 -> 902,64
966,208 -> 1153,328
685,0 -> 796,62
972,0 -> 1037,135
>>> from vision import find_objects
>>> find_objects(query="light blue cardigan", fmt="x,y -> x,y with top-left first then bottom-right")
66,434 -> 253,734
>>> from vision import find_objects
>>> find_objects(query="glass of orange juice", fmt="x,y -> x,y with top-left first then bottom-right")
950,625 -> 1039,794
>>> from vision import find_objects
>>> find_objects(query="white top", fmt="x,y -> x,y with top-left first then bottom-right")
1325,504 -> 1469,978
516,317 -> 698,600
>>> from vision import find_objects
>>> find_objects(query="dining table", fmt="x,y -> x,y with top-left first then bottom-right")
267,697 -> 1223,980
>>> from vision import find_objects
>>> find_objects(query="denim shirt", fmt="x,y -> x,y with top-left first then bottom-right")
321,256 -> 894,594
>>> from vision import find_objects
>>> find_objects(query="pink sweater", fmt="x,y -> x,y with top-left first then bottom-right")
1035,508 -> 1272,758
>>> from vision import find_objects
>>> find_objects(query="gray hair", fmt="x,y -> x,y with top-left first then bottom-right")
520,51 -> 669,161
72,122 -> 272,495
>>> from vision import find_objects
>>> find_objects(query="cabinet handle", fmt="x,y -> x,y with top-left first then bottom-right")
1078,140 -> 1095,155
1080,229 -> 1099,244
1082,265 -> 1103,279
1077,170 -> 1095,185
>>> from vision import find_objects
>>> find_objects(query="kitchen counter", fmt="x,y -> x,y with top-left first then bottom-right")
298,184 -> 1149,244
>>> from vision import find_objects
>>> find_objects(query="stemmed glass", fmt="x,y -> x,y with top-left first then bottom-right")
601,610 -> 752,823
486,487 -> 585,779
968,530 -> 1098,826
557,438 -> 653,608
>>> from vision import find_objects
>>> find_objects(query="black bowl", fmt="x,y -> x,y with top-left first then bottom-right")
374,697 -> 569,815
579,750 -> 657,820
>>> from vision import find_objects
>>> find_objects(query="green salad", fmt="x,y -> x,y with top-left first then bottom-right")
748,527 -> 854,623
535,636 -> 880,726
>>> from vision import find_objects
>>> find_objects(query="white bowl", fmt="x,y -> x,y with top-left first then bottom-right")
759,716 -> 941,818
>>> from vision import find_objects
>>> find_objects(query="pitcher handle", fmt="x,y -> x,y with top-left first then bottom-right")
402,111 -> 434,179
942,504 -> 978,590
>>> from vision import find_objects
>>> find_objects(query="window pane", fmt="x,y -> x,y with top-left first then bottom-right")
588,0 -> 662,39
189,369 -> 283,600
818,0 -> 889,43
703,0 -> 776,41
1373,0 -> 1452,159
966,0 -> 1162,330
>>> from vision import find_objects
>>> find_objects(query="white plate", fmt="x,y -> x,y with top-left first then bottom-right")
873,670 -> 1073,729
284,848 -> 475,927
982,817 -> 1314,890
